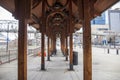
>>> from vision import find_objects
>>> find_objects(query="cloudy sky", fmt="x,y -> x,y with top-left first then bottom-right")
0,6 -> 15,20
111,1 -> 120,9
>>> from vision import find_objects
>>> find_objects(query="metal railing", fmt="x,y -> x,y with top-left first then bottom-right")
0,47 -> 40,65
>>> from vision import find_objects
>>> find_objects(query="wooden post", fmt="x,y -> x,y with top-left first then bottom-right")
69,0 -> 73,70
63,36 -> 66,55
18,19 -> 27,80
47,37 -> 50,61
49,38 -> 52,56
66,36 -> 68,61
51,38 -> 53,56
61,36 -> 63,53
41,33 -> 45,70
55,37 -> 56,54
41,0 -> 46,70
69,33 -> 73,70
15,0 -> 30,79
83,0 -> 92,80
53,36 -> 55,53
61,35 -> 65,55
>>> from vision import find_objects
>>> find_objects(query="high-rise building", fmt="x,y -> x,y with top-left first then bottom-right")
91,13 -> 105,25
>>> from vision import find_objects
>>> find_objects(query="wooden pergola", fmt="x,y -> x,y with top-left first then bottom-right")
0,0 -> 119,80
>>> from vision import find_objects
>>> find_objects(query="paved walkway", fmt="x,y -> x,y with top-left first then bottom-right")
0,46 -> 120,80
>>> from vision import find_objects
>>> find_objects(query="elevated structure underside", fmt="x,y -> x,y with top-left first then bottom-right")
0,0 -> 120,80
0,0 -> 119,34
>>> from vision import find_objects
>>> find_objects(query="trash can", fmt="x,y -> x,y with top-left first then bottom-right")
73,51 -> 78,65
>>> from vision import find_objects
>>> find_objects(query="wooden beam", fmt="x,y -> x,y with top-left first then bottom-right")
94,0 -> 119,14
18,19 -> 27,80
83,0 -> 92,80
77,0 -> 84,20
0,0 -> 14,13
32,0 -> 42,9
89,0 -> 97,19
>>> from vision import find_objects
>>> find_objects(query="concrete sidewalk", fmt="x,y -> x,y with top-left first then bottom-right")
0,46 -> 120,80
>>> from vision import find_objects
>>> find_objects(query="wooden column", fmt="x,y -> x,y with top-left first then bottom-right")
83,0 -> 92,80
41,0 -> 46,70
69,0 -> 73,70
63,36 -> 66,55
15,0 -> 31,79
41,33 -> 45,70
69,33 -> 73,70
18,19 -> 27,80
49,38 -> 52,56
47,37 -> 50,61
61,34 -> 66,55
53,36 -> 56,52
49,36 -> 54,56
65,36 -> 68,61
61,37 -> 63,53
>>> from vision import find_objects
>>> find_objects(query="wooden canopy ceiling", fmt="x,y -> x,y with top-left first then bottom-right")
0,0 -> 119,36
